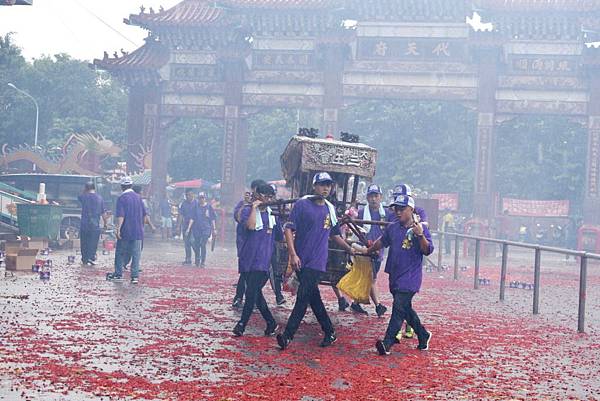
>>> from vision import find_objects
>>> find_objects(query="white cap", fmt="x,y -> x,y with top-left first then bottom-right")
120,176 -> 133,185
312,172 -> 333,185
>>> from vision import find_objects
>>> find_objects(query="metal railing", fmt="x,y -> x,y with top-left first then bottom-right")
433,230 -> 600,333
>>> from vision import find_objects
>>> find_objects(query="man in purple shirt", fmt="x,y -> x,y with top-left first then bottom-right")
107,176 -> 147,284
368,194 -> 433,355
232,179 -> 266,308
354,184 -> 388,317
277,172 -> 355,350
386,183 -> 427,339
178,189 -> 197,265
232,184 -> 278,337
78,182 -> 107,266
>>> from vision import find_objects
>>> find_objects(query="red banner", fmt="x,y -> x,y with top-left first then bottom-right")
501,198 -> 570,217
431,193 -> 459,211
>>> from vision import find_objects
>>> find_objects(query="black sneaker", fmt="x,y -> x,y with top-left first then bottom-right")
338,297 -> 349,311
232,298 -> 243,308
233,323 -> 244,337
417,330 -> 432,350
106,273 -> 124,282
320,332 -> 337,347
276,333 -> 291,350
351,302 -> 368,315
375,303 -> 388,317
376,340 -> 391,356
131,277 -> 139,284
182,260 -> 192,266
276,297 -> 286,306
264,322 -> 279,336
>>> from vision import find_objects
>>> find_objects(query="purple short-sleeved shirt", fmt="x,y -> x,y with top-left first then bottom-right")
381,222 -> 434,293
358,207 -> 385,261
78,192 -> 105,231
284,198 -> 341,272
116,190 -> 147,241
238,206 -> 274,272
386,205 -> 428,224
192,203 -> 216,237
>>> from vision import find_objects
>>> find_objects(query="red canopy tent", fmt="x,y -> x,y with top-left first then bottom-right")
171,179 -> 205,189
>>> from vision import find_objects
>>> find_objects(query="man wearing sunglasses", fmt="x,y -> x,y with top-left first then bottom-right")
368,194 -> 433,356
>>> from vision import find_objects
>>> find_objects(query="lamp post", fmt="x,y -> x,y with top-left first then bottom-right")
7,83 -> 39,171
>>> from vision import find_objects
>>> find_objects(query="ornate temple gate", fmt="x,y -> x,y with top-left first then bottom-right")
94,0 -> 600,224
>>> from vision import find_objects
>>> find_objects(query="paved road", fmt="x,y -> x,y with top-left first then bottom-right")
1,239 -> 599,401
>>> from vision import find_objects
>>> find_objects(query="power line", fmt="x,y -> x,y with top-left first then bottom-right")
70,0 -> 138,47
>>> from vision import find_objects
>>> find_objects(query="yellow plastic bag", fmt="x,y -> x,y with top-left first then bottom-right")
336,256 -> 373,304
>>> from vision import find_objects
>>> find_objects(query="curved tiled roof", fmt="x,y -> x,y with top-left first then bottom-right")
477,0 -> 600,11
127,1 -> 231,29
93,40 -> 169,71
345,0 -> 470,22
218,0 -> 343,9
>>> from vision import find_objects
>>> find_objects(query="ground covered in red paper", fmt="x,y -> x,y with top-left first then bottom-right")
1,241 -> 600,401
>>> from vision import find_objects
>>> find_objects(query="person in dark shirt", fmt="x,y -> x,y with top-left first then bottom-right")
233,184 -> 278,337
232,179 -> 266,308
107,176 -> 147,284
276,172 -> 355,350
185,192 -> 216,267
78,182 -> 107,266
368,195 -> 434,356
159,194 -> 173,240
178,189 -> 197,265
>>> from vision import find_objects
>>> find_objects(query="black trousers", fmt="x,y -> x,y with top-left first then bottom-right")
284,267 -> 333,339
183,231 -> 193,262
80,228 -> 101,263
235,272 -> 247,301
192,233 -> 209,264
269,243 -> 284,300
383,291 -> 427,347
238,271 -> 275,330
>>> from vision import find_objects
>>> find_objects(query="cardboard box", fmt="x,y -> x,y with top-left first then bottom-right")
23,237 -> 48,250
5,248 -> 39,271
2,240 -> 23,254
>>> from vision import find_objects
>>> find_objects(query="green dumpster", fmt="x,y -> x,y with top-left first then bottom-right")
16,204 -> 63,240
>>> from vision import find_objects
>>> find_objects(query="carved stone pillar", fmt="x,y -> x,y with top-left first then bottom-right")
583,116 -> 600,224
582,49 -> 600,225
221,106 -> 248,207
146,103 -> 167,201
319,41 -> 346,138
473,112 -> 495,218
472,44 -> 500,220
220,55 -> 247,208
126,85 -> 161,174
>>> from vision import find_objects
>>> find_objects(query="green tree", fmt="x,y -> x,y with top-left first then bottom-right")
495,115 -> 586,205
167,118 -> 224,183
341,100 -> 477,196
247,108 -> 321,182
0,38 -> 127,151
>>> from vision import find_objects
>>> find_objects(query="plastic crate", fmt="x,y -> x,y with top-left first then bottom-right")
16,204 -> 63,240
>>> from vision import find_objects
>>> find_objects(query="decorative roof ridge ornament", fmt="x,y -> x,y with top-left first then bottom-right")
475,0 -> 600,12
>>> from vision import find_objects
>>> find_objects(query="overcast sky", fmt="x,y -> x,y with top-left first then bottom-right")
0,0 -> 180,61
